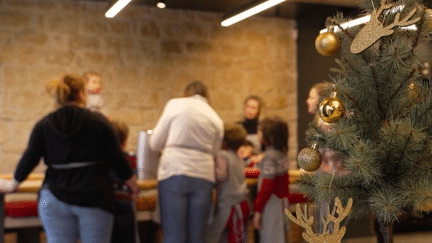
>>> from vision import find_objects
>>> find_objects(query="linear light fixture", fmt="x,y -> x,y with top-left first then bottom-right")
156,0 -> 166,9
105,0 -> 132,18
320,4 -> 416,34
319,15 -> 370,34
320,14 -> 416,34
221,0 -> 286,27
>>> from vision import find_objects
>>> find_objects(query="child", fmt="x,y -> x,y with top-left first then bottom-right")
241,140 -> 261,178
237,140 -> 255,166
83,71 -> 108,115
207,124 -> 250,243
110,119 -> 140,243
253,117 -> 290,243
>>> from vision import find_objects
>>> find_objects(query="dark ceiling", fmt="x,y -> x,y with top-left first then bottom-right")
75,0 -> 432,22
75,0 -> 362,20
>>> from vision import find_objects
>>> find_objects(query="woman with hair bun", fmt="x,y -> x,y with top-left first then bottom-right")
0,74 -> 138,243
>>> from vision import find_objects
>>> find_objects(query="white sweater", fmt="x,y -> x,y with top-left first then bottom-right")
149,95 -> 224,182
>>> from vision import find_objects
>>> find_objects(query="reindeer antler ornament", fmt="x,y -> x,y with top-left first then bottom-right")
285,197 -> 353,243
350,0 -> 420,54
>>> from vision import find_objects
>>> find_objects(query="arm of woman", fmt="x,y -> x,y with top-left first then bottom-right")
149,100 -> 176,152
8,122 -> 45,193
212,122 -> 224,157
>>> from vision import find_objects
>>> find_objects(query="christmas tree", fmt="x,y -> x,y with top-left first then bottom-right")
297,0 -> 432,242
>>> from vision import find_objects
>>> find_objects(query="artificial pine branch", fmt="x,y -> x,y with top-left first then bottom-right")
343,93 -> 380,142
298,0 -> 432,234
387,69 -> 416,111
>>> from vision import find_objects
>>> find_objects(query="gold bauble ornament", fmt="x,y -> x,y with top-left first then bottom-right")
297,143 -> 321,172
425,8 -> 432,32
407,81 -> 419,98
315,31 -> 340,56
319,90 -> 345,123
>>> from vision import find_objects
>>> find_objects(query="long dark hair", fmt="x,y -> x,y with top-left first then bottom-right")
259,116 -> 289,153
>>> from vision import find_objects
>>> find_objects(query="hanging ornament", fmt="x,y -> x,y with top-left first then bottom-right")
319,89 -> 345,123
297,143 -> 322,172
407,81 -> 419,98
315,30 -> 340,56
425,8 -> 432,32
345,109 -> 356,119
350,2 -> 420,54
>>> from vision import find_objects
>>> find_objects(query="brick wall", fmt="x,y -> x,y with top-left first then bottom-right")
0,0 -> 297,173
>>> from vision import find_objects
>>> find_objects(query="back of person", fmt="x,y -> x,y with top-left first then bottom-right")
216,150 -> 249,207
165,96 -> 221,151
152,94 -> 224,182
25,89 -> 129,213
2,74 -> 138,243
207,123 -> 250,243
257,147 -> 289,197
253,117 -> 289,243
150,81 -> 224,243
208,149 -> 250,243
109,119 -> 140,243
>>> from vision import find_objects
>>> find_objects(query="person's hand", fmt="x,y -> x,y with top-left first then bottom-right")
0,178 -> 19,194
250,154 -> 264,165
125,175 -> 139,202
253,212 -> 262,230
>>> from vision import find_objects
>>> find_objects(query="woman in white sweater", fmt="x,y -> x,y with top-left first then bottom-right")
150,81 -> 224,243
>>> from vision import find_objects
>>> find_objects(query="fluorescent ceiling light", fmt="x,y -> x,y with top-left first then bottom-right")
320,4 -> 416,34
157,0 -> 166,9
221,0 -> 286,27
320,15 -> 370,34
105,0 -> 132,18
320,14 -> 416,34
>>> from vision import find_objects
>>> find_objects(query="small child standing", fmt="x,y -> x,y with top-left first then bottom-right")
83,71 -> 108,115
207,124 -> 250,243
253,117 -> 290,243
109,119 -> 140,243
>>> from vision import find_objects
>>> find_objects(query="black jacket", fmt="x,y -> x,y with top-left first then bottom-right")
14,105 -> 133,213
238,117 -> 259,134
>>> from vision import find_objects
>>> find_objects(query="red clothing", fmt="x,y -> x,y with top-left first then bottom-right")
225,200 -> 250,243
253,173 -> 289,212
253,147 -> 289,213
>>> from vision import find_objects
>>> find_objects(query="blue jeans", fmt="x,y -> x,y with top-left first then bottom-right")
38,188 -> 114,243
158,175 -> 213,243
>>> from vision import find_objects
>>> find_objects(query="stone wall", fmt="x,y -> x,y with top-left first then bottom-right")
0,0 -> 297,173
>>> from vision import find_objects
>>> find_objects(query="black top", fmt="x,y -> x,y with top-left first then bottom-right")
238,118 -> 259,134
14,105 -> 133,213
